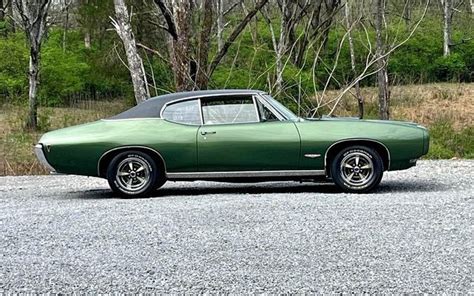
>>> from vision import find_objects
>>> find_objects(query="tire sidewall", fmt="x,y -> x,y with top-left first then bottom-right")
107,151 -> 159,198
331,146 -> 384,193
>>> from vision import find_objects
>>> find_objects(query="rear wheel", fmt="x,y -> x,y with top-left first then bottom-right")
106,150 -> 165,198
331,145 -> 384,193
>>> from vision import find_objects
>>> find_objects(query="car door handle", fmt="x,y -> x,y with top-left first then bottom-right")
200,131 -> 216,136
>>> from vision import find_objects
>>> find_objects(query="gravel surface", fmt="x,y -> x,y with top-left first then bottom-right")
0,160 -> 473,293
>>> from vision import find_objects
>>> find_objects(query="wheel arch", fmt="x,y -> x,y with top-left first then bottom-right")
97,146 -> 167,178
324,139 -> 390,176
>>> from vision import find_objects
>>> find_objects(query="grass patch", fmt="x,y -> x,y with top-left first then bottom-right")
1,99 -> 129,175
426,119 -> 473,159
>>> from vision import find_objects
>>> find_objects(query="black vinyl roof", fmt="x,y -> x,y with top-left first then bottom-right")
109,89 -> 265,120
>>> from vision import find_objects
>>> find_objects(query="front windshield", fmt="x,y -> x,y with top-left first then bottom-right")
263,95 -> 299,121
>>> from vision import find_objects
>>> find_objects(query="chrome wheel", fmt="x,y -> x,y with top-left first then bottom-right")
340,151 -> 374,187
115,157 -> 151,193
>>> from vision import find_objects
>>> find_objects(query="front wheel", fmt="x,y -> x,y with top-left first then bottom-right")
331,146 -> 384,193
106,151 -> 165,198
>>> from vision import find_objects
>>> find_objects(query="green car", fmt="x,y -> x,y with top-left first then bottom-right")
35,90 -> 429,197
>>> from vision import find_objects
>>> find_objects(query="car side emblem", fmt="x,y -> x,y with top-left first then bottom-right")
46,145 -> 51,152
304,153 -> 321,158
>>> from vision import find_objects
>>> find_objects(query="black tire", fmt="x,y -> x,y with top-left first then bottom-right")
106,150 -> 165,198
330,145 -> 384,193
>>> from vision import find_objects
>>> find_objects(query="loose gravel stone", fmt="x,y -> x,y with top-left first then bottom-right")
0,160 -> 473,293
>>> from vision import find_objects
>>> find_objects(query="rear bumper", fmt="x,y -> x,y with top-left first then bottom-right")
34,144 -> 56,173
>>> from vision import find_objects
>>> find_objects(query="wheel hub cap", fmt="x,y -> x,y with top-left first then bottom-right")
340,152 -> 374,188
115,157 -> 150,193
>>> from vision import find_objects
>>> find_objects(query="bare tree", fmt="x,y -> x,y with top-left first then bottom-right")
153,0 -> 193,91
0,0 -> 5,23
207,0 -> 269,84
261,0 -> 292,94
152,0 -> 268,90
15,0 -> 51,130
314,0 -> 430,118
344,0 -> 364,118
111,0 -> 149,104
82,0 -> 90,48
403,0 -> 411,25
195,0 -> 213,89
441,0 -> 453,56
61,0 -> 73,52
0,0 -> 6,37
375,0 -> 390,119
216,0 -> 224,51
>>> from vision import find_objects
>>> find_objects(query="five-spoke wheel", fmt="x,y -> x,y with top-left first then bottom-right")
106,150 -> 166,198
331,146 -> 384,193
115,157 -> 151,193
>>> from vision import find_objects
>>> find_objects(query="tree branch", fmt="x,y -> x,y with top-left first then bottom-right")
136,42 -> 169,63
152,0 -> 177,40
208,0 -> 269,76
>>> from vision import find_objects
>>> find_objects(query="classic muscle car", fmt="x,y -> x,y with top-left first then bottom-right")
35,89 -> 429,197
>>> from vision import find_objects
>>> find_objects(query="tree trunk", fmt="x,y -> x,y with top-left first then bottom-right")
15,0 -> 51,130
112,0 -> 149,104
26,49 -> 40,129
442,0 -> 452,56
7,0 -> 14,33
84,31 -> 91,48
195,0 -> 213,89
82,0 -> 91,48
62,1 -> 69,52
403,0 -> 411,26
344,0 -> 364,118
0,0 -> 6,37
170,0 -> 193,91
470,0 -> 474,13
375,0 -> 390,120
0,0 -> 4,22
216,0 -> 224,52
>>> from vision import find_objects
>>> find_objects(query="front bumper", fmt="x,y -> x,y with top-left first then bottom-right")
34,144 -> 56,173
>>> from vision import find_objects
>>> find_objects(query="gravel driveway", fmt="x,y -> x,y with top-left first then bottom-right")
1,160 -> 473,293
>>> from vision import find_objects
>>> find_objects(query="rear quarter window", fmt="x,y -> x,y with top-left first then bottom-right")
162,99 -> 201,125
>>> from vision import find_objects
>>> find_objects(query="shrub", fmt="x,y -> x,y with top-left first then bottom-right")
432,54 -> 467,82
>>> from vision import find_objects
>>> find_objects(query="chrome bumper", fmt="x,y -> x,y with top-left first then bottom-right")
34,144 -> 56,173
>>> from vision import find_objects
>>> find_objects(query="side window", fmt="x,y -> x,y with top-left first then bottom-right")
162,99 -> 201,125
201,96 -> 259,124
257,99 -> 280,122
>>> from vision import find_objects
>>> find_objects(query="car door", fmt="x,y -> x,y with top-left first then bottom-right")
197,94 -> 300,172
160,98 -> 201,172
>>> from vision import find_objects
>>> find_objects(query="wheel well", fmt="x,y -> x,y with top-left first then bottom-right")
325,140 -> 390,176
98,147 -> 166,178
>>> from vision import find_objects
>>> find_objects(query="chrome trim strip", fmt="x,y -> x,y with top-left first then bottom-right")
167,170 -> 325,179
97,145 -> 167,177
304,153 -> 321,158
198,98 -> 204,125
101,118 -> 163,122
159,91 -> 262,121
252,95 -> 260,121
323,139 -> 391,172
34,144 -> 56,173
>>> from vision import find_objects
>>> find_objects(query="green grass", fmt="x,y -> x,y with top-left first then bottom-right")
426,120 -> 473,159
